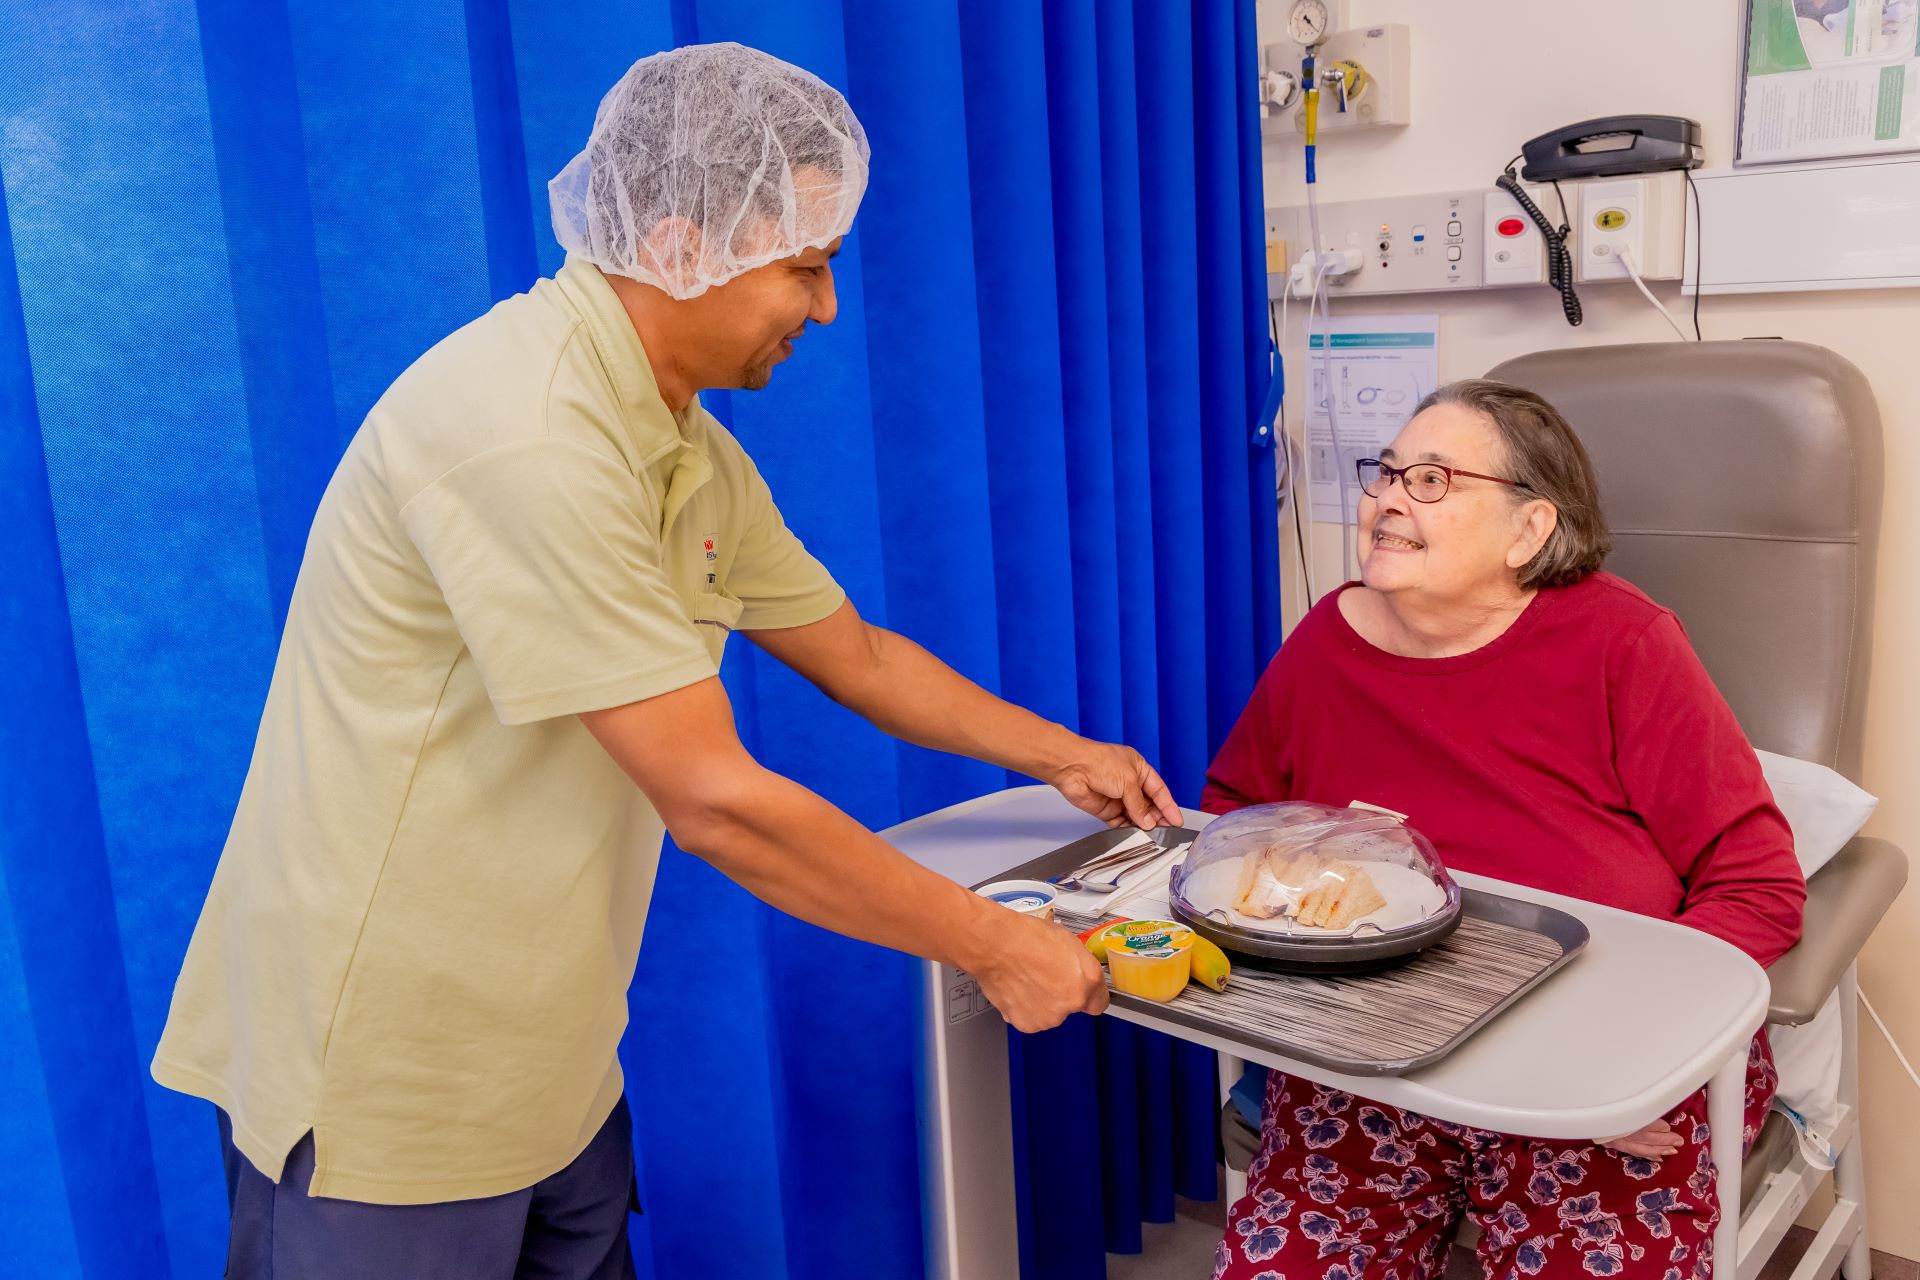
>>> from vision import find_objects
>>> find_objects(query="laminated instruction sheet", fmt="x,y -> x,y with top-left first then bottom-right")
1304,314 -> 1439,523
1740,0 -> 1920,163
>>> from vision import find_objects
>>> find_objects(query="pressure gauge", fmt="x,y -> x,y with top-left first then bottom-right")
1286,0 -> 1331,46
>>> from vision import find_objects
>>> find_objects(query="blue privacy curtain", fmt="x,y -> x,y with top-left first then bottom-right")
0,1 -> 1276,1277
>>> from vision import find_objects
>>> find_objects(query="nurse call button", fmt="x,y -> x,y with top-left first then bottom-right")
1594,207 -> 1629,231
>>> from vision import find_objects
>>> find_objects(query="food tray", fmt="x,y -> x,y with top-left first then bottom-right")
977,827 -> 1588,1075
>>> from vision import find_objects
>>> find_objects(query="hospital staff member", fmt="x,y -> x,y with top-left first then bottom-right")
152,42 -> 1178,1280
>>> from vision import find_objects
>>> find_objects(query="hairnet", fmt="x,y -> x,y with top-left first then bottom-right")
549,42 -> 869,300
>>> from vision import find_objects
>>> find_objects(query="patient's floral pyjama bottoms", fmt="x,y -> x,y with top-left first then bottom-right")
1214,1036 -> 1775,1280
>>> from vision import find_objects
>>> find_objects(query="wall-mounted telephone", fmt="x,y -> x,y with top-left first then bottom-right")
1493,116 -> 1703,327
1517,115 -> 1702,183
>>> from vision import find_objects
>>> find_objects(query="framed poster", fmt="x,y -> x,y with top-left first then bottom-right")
1738,0 -> 1920,164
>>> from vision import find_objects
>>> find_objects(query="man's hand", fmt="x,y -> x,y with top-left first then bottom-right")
1050,740 -> 1184,830
971,913 -> 1109,1032
1597,1118 -> 1684,1160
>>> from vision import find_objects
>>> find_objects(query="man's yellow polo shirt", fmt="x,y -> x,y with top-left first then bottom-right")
152,257 -> 844,1204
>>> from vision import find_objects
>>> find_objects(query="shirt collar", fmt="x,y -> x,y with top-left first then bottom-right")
554,255 -> 708,470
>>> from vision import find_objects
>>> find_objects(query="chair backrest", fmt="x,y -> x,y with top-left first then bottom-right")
1484,340 -> 1882,783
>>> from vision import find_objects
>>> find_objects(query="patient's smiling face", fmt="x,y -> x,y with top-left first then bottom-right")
1357,404 -> 1551,603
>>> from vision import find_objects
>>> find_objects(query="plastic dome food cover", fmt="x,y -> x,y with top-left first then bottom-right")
1171,802 -> 1459,939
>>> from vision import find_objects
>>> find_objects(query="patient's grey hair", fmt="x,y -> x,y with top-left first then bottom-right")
1414,379 -> 1612,590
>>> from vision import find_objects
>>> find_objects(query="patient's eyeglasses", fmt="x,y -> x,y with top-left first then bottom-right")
1355,458 -> 1534,504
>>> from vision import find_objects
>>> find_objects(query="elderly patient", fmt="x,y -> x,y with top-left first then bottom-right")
1207,380 -> 1805,1280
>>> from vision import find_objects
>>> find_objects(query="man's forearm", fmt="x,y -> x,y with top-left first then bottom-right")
579,677 -> 1109,1031
747,604 -> 1180,830
671,762 -> 1011,970
824,624 -> 1081,781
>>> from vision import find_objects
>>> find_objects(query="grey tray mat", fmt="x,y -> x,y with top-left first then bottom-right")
981,827 -> 1588,1076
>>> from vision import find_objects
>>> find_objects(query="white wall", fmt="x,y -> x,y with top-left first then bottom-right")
1258,0 -> 1920,1258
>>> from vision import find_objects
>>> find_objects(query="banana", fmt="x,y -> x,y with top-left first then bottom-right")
1082,919 -> 1228,992
1079,920 -> 1124,963
1188,935 -> 1232,992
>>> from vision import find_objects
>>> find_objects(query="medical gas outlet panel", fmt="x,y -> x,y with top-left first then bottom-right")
1267,177 -> 1686,301
1270,190 -> 1541,299
1262,23 -> 1411,136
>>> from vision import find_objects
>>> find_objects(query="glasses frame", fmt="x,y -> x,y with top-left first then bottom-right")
1355,457 -> 1534,504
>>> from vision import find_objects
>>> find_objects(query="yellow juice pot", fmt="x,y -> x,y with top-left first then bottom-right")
1100,920 -> 1194,1003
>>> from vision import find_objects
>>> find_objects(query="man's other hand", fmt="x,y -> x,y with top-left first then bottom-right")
1050,740 -> 1183,830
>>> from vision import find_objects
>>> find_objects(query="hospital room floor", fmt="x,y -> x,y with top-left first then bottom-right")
1102,1186 -> 1228,1280
1105,1183 -> 1919,1280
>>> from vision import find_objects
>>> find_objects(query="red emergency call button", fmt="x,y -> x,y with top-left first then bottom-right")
1497,217 -> 1526,238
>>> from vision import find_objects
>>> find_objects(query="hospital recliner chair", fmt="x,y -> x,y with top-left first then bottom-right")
1223,340 -> 1908,1280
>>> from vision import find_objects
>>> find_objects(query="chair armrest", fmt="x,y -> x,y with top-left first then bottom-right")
1765,835 -> 1908,1026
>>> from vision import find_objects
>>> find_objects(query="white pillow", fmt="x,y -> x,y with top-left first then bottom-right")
1754,749 -> 1878,877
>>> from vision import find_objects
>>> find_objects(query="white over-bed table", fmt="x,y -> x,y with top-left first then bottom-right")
890,787 -> 1770,1280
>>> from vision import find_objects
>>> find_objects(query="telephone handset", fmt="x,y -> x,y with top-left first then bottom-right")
1517,115 -> 1703,183
1494,115 -> 1702,327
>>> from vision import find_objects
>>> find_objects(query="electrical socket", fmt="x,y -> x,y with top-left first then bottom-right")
1575,175 -> 1684,283
1575,179 -> 1645,283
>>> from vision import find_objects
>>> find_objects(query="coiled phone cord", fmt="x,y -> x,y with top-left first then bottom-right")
1497,162 -> 1583,327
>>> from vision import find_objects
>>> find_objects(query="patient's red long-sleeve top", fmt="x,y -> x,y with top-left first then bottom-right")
1200,572 -> 1806,966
